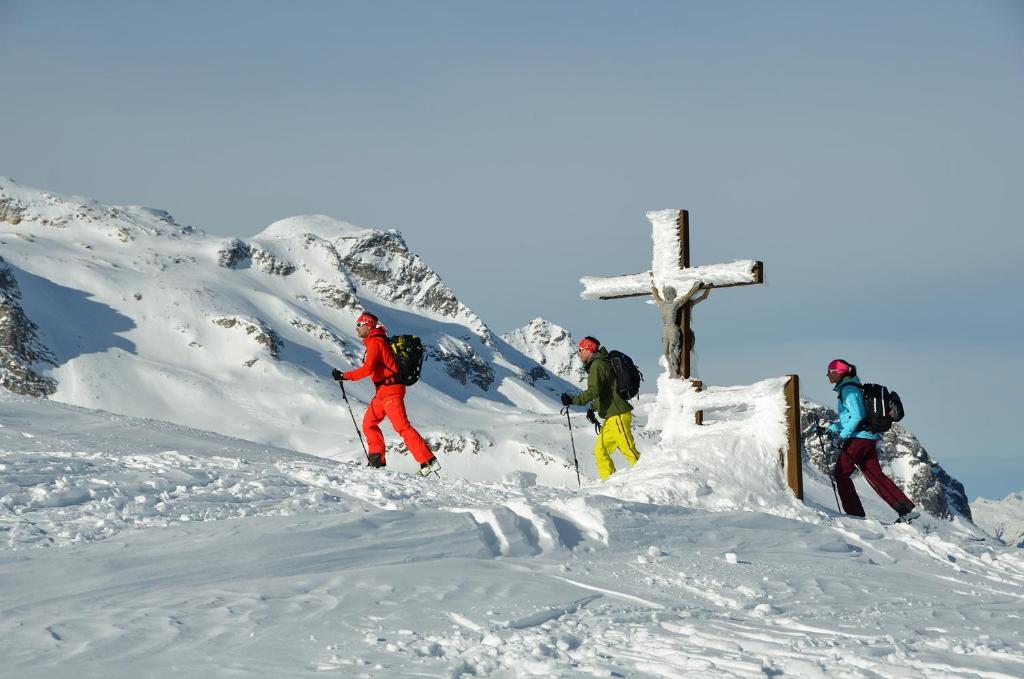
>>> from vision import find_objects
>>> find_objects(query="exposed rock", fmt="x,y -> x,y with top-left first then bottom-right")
250,248 -> 296,276
524,365 -> 550,385
0,257 -> 57,397
211,316 -> 282,360
385,432 -> 486,460
801,401 -> 971,520
339,230 -> 491,342
0,198 -> 25,225
289,317 -> 360,364
312,279 -> 359,311
429,337 -> 494,391
217,239 -> 251,269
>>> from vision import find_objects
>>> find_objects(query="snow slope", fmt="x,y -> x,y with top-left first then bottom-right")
3,178 -> 1020,677
2,391 -> 1023,678
0,177 -> 582,485
973,492 -> 1024,548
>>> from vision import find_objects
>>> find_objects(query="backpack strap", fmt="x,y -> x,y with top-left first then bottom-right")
372,335 -> 402,387
837,381 -> 869,435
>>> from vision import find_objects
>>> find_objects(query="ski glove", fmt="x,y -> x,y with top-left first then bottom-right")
837,436 -> 850,452
586,408 -> 600,434
560,392 -> 573,407
331,368 -> 345,381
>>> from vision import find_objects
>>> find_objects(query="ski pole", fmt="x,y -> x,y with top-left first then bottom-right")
561,406 -> 581,488
814,422 -> 841,512
337,379 -> 370,463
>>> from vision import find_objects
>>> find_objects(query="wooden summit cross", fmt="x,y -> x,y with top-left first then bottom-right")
579,210 -> 804,501
580,209 -> 763,380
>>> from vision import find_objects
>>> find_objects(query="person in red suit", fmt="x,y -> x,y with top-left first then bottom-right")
332,312 -> 439,475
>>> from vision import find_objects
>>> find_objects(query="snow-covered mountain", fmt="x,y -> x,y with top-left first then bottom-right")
972,492 -> 1024,547
0,177 -> 584,484
502,318 -> 586,387
3,179 -> 1023,676
0,178 -> 977,521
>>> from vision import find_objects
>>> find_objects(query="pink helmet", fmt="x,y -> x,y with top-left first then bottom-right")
827,358 -> 855,377
578,337 -> 600,353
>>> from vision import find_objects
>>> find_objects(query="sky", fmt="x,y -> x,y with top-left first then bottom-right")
1,0 -> 1022,500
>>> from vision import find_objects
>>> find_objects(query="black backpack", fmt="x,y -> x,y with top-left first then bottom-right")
388,335 -> 425,386
844,382 -> 905,434
608,350 -> 643,400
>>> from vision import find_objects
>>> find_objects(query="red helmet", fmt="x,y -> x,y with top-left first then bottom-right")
578,337 -> 600,353
827,358 -> 855,377
356,313 -> 378,330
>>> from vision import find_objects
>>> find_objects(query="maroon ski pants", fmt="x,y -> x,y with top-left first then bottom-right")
834,438 -> 915,517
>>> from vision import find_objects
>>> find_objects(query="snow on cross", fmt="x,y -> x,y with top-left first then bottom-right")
579,209 -> 801,498
580,209 -> 763,379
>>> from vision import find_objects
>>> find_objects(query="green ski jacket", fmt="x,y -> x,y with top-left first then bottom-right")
572,347 -> 632,419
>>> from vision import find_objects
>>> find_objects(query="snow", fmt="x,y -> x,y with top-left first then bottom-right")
0,178 -> 583,487
501,318 -> 586,387
3,380 -> 1023,677
2,179 -> 1023,677
973,492 -> 1024,548
255,214 -> 373,242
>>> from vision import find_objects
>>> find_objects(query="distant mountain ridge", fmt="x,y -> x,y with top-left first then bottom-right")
501,318 -> 586,387
972,492 -> 1024,547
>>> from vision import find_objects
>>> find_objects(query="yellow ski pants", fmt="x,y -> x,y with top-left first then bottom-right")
594,412 -> 641,480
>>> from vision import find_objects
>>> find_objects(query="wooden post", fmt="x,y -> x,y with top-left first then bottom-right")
692,380 -> 703,425
678,304 -> 692,379
782,374 -> 804,500
676,210 -> 693,380
581,208 -> 762,383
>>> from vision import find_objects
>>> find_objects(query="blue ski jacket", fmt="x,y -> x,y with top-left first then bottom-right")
828,377 -> 880,441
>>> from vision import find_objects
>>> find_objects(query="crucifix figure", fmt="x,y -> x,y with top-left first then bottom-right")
580,209 -> 763,379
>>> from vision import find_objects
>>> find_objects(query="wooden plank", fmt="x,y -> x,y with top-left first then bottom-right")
676,209 -> 690,269
695,260 -> 763,290
783,374 -> 804,500
678,302 -> 692,379
692,380 -> 703,425
596,291 -> 653,301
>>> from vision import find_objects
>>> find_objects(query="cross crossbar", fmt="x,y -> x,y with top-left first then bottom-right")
580,260 -> 763,301
579,209 -> 763,379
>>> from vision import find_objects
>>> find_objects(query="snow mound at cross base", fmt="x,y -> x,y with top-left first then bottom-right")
598,373 -> 810,521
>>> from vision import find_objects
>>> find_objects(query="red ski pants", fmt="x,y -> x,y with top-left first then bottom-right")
363,384 -> 433,464
834,438 -> 915,517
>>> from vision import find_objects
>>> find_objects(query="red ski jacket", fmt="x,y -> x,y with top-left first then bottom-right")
344,326 -> 399,386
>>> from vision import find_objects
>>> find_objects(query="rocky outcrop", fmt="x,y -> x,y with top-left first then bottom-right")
801,401 -> 971,520
312,279 -> 359,311
338,230 -> 492,342
0,257 -> 57,397
211,316 -> 282,362
250,247 -> 296,276
0,198 -> 25,225
430,337 -> 495,391
217,239 -> 251,268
